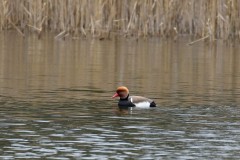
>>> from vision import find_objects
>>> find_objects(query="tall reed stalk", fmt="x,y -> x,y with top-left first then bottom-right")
0,0 -> 239,40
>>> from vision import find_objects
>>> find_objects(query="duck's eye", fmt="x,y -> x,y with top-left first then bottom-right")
118,91 -> 127,96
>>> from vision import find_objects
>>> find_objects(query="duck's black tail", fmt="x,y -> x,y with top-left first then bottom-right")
150,101 -> 157,107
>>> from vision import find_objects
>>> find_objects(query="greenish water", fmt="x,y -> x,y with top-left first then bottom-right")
0,32 -> 240,159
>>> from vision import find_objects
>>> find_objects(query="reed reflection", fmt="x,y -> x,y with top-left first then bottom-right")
0,33 -> 240,106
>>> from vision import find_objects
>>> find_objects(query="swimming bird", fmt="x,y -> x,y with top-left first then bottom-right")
112,86 -> 157,108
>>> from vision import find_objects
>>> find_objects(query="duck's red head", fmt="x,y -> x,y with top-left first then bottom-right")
112,86 -> 129,99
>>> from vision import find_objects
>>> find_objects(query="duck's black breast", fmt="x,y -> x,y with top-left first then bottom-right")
118,99 -> 135,108
117,94 -> 135,108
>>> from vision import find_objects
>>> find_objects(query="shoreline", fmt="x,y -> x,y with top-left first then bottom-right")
0,0 -> 240,41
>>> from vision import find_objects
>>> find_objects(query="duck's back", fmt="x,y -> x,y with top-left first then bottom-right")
130,96 -> 156,108
117,95 -> 157,108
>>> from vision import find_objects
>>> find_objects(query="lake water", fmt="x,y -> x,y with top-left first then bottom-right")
0,31 -> 240,159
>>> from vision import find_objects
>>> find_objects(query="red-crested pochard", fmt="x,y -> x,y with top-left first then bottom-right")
112,86 -> 157,108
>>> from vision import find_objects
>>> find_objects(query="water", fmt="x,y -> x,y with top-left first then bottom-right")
0,31 -> 240,159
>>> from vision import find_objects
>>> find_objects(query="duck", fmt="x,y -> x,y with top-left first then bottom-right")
112,86 -> 157,108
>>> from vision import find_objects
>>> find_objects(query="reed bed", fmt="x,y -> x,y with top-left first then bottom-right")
0,0 -> 240,40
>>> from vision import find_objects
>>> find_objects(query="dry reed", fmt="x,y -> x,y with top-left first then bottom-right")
0,0 -> 240,40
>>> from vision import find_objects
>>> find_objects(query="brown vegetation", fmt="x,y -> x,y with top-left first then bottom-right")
0,0 -> 240,40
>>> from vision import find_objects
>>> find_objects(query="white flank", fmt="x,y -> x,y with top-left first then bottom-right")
134,101 -> 151,108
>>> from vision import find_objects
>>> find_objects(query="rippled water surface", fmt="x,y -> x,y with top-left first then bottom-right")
1,32 -> 240,159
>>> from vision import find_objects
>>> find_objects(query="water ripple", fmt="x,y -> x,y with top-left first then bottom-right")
0,101 -> 240,159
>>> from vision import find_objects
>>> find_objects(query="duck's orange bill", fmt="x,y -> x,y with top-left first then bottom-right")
112,93 -> 119,98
